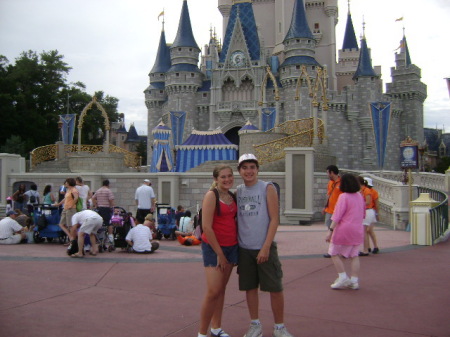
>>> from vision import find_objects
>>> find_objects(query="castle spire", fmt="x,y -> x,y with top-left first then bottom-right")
219,1 -> 260,62
342,1 -> 358,51
400,30 -> 412,67
150,28 -> 171,74
283,0 -> 314,41
353,23 -> 377,79
172,0 -> 199,49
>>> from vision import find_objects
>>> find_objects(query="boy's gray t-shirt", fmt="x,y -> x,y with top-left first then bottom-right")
237,180 -> 272,250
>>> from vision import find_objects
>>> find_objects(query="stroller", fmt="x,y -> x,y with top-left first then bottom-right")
33,204 -> 66,244
155,204 -> 177,240
98,207 -> 132,252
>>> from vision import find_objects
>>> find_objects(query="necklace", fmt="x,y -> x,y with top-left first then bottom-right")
216,188 -> 233,205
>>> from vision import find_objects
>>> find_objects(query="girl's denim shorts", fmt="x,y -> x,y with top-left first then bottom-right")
201,242 -> 238,267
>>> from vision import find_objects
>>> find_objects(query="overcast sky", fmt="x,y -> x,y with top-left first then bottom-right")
1,0 -> 449,136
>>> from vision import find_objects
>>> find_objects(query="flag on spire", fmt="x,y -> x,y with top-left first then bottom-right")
158,10 -> 164,21
446,78 -> 450,99
395,17 -> 403,22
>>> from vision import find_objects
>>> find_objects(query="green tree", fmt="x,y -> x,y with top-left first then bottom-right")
0,50 -> 120,156
434,157 -> 450,173
0,135 -> 26,157
135,140 -> 148,165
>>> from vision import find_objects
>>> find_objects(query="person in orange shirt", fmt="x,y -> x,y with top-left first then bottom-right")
54,178 -> 79,241
323,165 -> 344,258
361,177 -> 380,255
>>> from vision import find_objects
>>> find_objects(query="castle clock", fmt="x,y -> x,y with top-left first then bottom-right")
230,50 -> 246,68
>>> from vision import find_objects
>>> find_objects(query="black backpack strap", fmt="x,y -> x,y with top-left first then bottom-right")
213,188 -> 220,216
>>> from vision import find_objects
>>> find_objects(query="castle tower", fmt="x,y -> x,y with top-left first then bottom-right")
165,0 -> 203,142
336,2 -> 359,92
351,32 -> 382,169
144,24 -> 171,163
386,33 -> 427,145
214,0 -> 262,130
279,0 -> 320,121
305,0 -> 338,90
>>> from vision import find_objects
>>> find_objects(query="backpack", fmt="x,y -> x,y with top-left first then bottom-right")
195,189 -> 237,239
72,192 -> 83,212
29,191 -> 36,204
76,197 -> 83,212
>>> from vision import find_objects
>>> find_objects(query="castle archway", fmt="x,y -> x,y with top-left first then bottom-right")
77,96 -> 110,152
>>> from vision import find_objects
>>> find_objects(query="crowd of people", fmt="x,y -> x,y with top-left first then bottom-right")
1,155 -> 383,337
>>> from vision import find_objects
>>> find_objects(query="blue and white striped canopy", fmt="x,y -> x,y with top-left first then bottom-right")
175,129 -> 238,172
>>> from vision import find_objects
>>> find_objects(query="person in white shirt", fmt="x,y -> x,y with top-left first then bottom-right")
175,210 -> 194,237
70,210 -> 103,258
0,211 -> 26,244
24,184 -> 40,215
75,177 -> 92,210
126,218 -> 159,254
135,179 -> 156,223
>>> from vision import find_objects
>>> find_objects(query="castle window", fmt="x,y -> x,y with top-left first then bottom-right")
315,23 -> 319,29
160,74 -> 164,77
178,48 -> 182,51
296,39 -> 300,43
176,73 -> 180,77
203,93 -> 207,97
279,22 -> 281,33
296,65 -> 300,70
189,48 -> 192,51
191,73 -> 195,77
160,90 -> 164,94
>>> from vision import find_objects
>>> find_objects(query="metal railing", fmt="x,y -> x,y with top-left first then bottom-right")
418,187 -> 449,243
30,144 -> 140,169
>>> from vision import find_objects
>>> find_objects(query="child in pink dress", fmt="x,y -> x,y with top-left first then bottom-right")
325,173 -> 365,290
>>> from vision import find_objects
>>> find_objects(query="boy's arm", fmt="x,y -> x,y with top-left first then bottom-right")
257,184 -> 279,264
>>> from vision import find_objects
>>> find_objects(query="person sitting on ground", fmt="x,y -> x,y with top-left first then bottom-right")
175,205 -> 185,228
14,209 -> 29,227
0,210 -> 26,245
175,210 -> 194,237
126,217 -> 160,254
143,213 -> 156,239
177,234 -> 201,246
70,210 -> 103,258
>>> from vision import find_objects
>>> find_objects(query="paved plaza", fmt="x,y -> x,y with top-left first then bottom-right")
0,224 -> 449,337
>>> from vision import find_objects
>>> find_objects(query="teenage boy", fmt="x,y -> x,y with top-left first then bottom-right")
236,154 -> 294,337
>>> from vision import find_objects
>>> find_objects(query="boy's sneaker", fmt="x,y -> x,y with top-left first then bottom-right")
211,329 -> 230,337
331,277 -> 351,289
273,326 -> 294,337
372,247 -> 379,254
244,323 -> 263,337
347,281 -> 359,290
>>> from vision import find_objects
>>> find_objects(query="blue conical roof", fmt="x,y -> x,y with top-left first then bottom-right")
284,0 -> 314,41
401,35 -> 412,67
172,0 -> 199,49
353,37 -> 377,79
220,1 -> 260,62
126,124 -> 140,142
150,29 -> 171,74
342,12 -> 359,51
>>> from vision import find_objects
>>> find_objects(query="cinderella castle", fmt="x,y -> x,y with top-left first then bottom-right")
144,0 -> 427,172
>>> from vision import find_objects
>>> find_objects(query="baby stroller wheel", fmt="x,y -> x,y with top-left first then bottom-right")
33,232 -> 44,243
156,231 -> 162,240
108,245 -> 115,252
98,245 -> 103,253
46,237 -> 54,243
